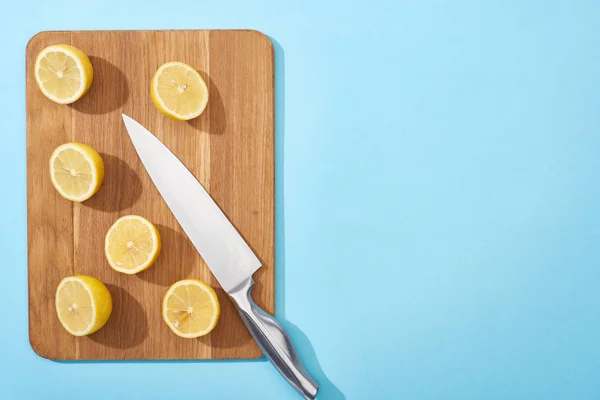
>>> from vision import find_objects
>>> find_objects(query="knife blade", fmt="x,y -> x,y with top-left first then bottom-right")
122,114 -> 318,400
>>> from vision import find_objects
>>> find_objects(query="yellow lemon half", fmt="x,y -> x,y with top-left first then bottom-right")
55,275 -> 112,336
151,61 -> 209,120
34,44 -> 93,104
105,215 -> 161,274
49,142 -> 104,202
162,279 -> 220,338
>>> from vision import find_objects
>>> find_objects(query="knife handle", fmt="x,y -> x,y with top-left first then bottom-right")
229,277 -> 319,400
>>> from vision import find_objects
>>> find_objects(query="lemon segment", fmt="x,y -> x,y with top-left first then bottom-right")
151,62 -> 208,120
49,142 -> 104,202
55,275 -> 112,336
105,215 -> 161,274
34,44 -> 93,104
162,279 -> 220,338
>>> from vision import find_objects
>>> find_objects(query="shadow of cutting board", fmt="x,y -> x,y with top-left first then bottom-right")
26,30 -> 274,360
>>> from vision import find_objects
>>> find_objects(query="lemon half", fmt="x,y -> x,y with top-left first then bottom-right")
34,44 -> 93,104
162,279 -> 220,338
49,142 -> 104,202
105,215 -> 161,274
151,61 -> 209,120
55,275 -> 112,336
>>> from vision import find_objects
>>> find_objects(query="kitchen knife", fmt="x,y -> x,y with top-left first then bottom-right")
121,114 -> 319,400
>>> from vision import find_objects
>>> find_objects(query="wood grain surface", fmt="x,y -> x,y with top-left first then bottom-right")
26,30 -> 274,360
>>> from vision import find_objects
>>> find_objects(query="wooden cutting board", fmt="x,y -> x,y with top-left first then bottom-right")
26,30 -> 274,360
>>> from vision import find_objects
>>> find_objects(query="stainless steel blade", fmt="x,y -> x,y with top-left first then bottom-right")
121,114 -> 261,293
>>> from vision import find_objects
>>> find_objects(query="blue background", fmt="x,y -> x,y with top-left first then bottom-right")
2,0 -> 600,399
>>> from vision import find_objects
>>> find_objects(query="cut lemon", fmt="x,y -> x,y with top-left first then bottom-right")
49,142 -> 104,202
151,61 -> 209,120
55,275 -> 112,336
105,215 -> 161,274
34,44 -> 93,104
162,279 -> 220,338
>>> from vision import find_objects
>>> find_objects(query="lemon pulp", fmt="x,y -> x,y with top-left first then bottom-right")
34,44 -> 93,104
49,142 -> 104,202
151,61 -> 208,120
162,279 -> 220,338
55,275 -> 112,336
105,215 -> 161,274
